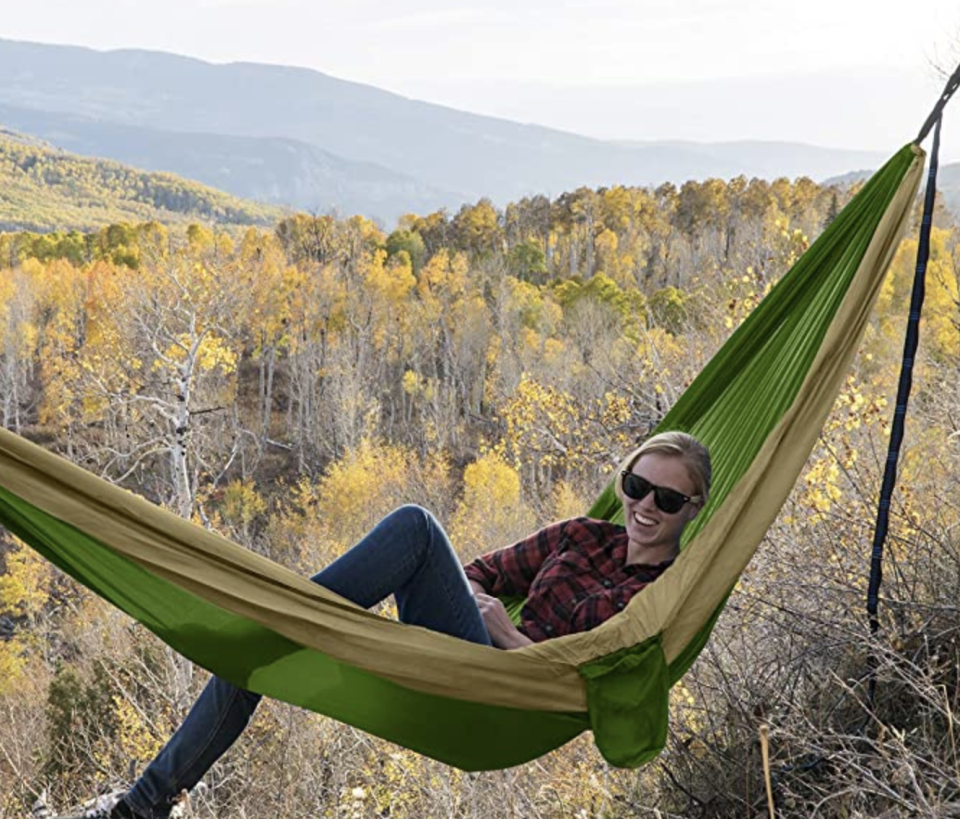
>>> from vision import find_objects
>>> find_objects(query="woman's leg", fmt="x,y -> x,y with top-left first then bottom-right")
122,677 -> 262,817
124,505 -> 488,818
311,504 -> 491,643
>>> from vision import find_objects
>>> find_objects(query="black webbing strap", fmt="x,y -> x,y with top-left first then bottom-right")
865,114 -> 942,709
916,65 -> 960,144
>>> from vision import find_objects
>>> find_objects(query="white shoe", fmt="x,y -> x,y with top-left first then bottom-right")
56,791 -> 130,819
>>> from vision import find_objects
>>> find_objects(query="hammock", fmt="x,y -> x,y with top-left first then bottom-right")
0,144 -> 923,772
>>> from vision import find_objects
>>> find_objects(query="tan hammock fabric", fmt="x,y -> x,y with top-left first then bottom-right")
0,147 -> 923,714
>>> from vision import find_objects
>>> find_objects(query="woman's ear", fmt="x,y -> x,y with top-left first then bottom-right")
684,502 -> 702,523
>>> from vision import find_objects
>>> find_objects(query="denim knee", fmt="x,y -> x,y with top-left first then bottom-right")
389,504 -> 452,559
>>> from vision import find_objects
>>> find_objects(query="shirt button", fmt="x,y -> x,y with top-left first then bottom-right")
602,579 -> 612,588
544,624 -> 555,633
616,601 -> 625,610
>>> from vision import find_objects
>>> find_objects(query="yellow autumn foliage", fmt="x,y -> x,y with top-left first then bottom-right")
273,439 -> 452,567
449,450 -> 535,560
0,637 -> 28,695
113,694 -> 167,763
0,538 -> 52,620
158,332 -> 239,374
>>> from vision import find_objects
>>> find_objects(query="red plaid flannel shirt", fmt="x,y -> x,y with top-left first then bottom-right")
463,517 -> 674,643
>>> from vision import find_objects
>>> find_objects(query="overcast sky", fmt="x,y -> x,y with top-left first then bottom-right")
3,0 -> 960,156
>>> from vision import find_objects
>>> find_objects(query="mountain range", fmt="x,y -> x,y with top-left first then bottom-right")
0,37 -> 954,225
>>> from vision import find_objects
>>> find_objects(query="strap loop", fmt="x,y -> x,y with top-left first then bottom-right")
916,64 -> 960,144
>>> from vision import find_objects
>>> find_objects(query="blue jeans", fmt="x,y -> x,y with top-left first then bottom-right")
125,505 -> 491,818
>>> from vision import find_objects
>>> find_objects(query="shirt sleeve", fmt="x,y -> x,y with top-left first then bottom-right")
462,519 -> 569,598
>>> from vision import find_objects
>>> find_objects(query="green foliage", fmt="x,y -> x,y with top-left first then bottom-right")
0,221 -> 175,269
44,664 -> 118,783
648,286 -> 688,334
552,273 -> 646,337
385,228 -> 427,273
506,239 -> 547,283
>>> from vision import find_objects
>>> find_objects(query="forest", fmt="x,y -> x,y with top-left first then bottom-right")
0,133 -> 281,233
1,171 -> 959,818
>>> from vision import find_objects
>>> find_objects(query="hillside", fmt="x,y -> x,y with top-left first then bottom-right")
0,38 -> 888,219
0,130 -> 283,232
938,162 -> 960,216
826,163 -> 960,217
0,103 -> 464,223
0,169 -> 958,818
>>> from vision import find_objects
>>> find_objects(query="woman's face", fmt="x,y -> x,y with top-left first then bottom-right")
622,452 -> 700,560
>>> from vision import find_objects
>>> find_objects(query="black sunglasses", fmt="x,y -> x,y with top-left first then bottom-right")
620,471 -> 700,514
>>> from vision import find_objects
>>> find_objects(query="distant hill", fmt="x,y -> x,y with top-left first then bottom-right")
0,126 -> 50,150
0,38 -> 892,222
826,163 -> 960,219
822,170 -> 874,188
937,162 -> 960,217
0,103 -> 464,224
0,130 -> 283,233
630,140 -> 887,184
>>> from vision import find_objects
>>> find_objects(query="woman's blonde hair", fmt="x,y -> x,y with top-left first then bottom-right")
614,431 -> 712,507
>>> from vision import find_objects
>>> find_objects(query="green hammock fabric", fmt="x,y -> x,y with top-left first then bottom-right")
0,144 -> 923,771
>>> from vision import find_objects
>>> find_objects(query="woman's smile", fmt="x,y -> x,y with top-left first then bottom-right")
623,452 -> 700,564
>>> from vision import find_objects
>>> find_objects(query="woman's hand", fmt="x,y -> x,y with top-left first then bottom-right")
474,593 -> 533,649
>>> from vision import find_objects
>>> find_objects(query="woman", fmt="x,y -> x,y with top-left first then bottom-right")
72,431 -> 710,819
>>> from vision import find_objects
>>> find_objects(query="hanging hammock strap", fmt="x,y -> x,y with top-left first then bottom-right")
916,64 -> 960,144
866,107 -> 944,706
